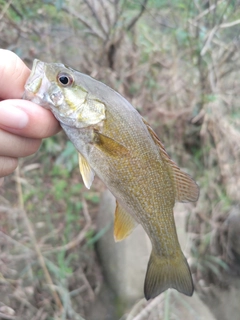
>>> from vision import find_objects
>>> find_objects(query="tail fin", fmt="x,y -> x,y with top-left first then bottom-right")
144,250 -> 194,300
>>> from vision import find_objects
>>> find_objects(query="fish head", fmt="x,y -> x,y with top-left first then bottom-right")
24,59 -> 106,128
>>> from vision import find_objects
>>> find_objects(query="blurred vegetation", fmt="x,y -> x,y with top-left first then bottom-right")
0,0 -> 240,319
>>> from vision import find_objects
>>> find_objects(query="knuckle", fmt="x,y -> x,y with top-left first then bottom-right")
19,138 -> 41,157
0,156 -> 18,177
28,139 -> 41,154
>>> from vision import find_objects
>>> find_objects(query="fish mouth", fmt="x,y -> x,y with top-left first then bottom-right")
23,59 -> 51,108
24,59 -> 44,94
32,59 -> 45,76
23,59 -> 44,100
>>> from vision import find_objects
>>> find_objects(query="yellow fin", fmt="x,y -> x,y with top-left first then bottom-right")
93,130 -> 129,157
114,201 -> 138,242
143,118 -> 199,203
78,153 -> 95,189
144,250 -> 194,300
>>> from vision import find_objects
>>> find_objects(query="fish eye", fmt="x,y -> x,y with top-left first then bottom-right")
57,73 -> 73,87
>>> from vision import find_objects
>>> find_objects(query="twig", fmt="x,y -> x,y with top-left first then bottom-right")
193,0 -> 224,22
9,3 -> 23,19
0,230 -> 34,252
220,18 -> 240,29
0,205 -> 22,215
99,0 -> 111,30
125,299 -> 147,320
83,0 -> 108,36
130,295 -> 164,320
79,272 -> 95,301
39,224 -> 64,245
15,167 -> 63,312
31,308 -> 45,320
127,0 -> 148,31
196,212 -> 219,229
191,108 -> 205,124
43,198 -> 92,254
112,0 -> 123,31
154,82 -> 189,110
0,312 -> 16,320
5,252 -> 35,261
13,294 -> 37,312
61,5 -> 105,40
0,0 -> 13,20
201,25 -> 219,56
69,285 -> 88,297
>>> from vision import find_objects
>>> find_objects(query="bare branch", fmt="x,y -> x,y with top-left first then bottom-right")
193,0 -> 224,22
61,5 -> 105,40
99,0 -> 111,30
79,272 -> 95,301
0,0 -> 13,20
127,0 -> 148,31
9,3 -> 23,19
220,18 -> 240,29
201,25 -> 219,56
0,312 -> 16,320
0,230 -> 33,252
83,0 -> 108,37
112,0 -> 125,32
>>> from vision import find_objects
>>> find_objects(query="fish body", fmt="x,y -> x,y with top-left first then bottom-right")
24,59 -> 199,299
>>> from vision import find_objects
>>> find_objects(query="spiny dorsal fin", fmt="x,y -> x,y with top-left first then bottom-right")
93,130 -> 129,157
114,201 -> 138,242
78,153 -> 95,189
142,118 -> 199,203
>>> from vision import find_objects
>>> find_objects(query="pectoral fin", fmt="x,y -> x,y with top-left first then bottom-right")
93,130 -> 129,157
114,201 -> 138,242
142,118 -> 199,203
78,153 -> 95,189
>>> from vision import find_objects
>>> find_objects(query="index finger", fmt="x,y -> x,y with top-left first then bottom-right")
0,49 -> 30,100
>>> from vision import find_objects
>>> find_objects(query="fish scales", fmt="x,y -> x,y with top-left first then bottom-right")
94,115 -> 175,247
24,59 -> 199,300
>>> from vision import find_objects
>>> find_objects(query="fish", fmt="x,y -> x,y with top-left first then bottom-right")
23,59 -> 199,300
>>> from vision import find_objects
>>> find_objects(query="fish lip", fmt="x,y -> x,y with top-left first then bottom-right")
24,59 -> 45,94
23,59 -> 51,107
31,59 -> 45,78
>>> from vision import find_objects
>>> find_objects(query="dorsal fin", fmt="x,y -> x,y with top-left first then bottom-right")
142,118 -> 199,203
78,153 -> 95,189
114,201 -> 138,242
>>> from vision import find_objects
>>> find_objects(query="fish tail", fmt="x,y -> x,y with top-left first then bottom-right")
144,249 -> 194,300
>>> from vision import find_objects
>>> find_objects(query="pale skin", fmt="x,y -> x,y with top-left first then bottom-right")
0,49 -> 60,185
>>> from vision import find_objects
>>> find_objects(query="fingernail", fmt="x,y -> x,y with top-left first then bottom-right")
0,103 -> 29,129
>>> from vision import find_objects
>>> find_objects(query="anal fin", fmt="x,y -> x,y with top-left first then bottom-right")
78,153 -> 95,189
114,201 -> 138,242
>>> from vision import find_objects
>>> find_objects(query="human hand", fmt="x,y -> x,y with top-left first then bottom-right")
0,49 -> 61,185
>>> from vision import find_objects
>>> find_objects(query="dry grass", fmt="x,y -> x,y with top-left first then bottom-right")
0,158 -> 102,319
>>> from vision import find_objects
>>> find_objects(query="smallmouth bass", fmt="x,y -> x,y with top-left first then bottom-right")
24,59 -> 199,300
